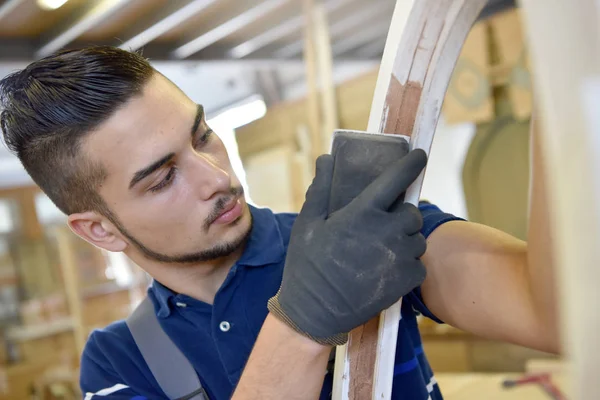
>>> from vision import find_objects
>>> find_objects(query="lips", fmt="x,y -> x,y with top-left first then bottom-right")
212,197 -> 243,226
217,198 -> 237,218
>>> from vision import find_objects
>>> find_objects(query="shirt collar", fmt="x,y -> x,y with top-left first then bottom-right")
149,204 -> 287,318
150,280 -> 177,318
237,204 -> 286,267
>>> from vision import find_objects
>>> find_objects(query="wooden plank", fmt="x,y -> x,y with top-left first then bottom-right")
303,0 -> 323,166
518,0 -> 600,398
6,317 -> 73,342
313,2 -> 338,147
303,0 -> 338,159
15,188 -> 42,240
56,228 -> 86,357
333,1 -> 488,398
435,373 -> 568,400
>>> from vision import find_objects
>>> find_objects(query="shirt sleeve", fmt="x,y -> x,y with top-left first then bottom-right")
80,331 -> 149,400
404,201 -> 466,323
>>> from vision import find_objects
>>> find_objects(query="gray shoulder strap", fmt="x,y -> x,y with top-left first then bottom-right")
126,297 -> 209,400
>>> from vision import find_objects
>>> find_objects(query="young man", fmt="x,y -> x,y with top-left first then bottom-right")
0,47 -> 559,400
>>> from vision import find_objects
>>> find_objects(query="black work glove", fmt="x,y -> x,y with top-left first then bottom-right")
267,149 -> 428,346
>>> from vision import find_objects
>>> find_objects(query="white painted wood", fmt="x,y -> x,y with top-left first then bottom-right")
365,0 -> 415,135
331,3 -> 416,394
333,1 -> 416,398
333,1 -> 487,398
407,0 -> 487,200
518,1 -> 600,398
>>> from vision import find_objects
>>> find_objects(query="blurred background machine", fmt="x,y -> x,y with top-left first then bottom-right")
0,0 -> 563,398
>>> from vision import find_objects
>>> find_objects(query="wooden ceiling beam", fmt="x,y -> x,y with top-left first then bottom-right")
354,37 -> 386,59
228,12 -> 304,59
0,0 -> 25,22
0,40 -> 36,61
118,0 -> 219,52
149,57 -> 378,69
331,24 -> 390,58
274,2 -> 393,59
36,0 -> 132,58
227,0 -> 353,59
329,7 -> 393,57
171,0 -> 291,59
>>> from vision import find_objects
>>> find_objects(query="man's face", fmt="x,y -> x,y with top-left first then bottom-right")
84,73 -> 251,263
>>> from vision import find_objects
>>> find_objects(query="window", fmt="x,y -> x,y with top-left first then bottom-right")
0,199 -> 16,234
34,193 -> 66,226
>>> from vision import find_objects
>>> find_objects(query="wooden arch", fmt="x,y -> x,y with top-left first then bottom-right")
332,0 -> 600,399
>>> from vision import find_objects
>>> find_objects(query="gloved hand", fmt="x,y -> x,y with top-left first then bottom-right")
267,149 -> 428,346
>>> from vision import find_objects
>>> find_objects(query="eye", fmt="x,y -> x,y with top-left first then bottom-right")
193,129 -> 213,148
149,167 -> 177,193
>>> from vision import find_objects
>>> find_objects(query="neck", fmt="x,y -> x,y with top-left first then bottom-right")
135,245 -> 246,304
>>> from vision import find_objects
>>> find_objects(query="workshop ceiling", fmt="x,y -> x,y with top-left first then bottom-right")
0,0 -> 517,113
0,0 -> 516,62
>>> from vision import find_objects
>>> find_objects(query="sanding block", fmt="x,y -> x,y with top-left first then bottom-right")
328,130 -> 411,215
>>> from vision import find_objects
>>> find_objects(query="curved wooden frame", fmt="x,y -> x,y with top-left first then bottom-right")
334,0 -> 600,399
332,1 -> 490,398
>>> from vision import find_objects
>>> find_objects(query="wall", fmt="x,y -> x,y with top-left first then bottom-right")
421,118 -> 475,219
236,68 -> 473,218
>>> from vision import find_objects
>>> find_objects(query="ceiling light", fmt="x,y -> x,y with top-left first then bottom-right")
207,96 -> 267,131
37,0 -> 69,11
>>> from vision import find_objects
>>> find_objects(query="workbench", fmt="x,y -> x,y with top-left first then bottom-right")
436,373 -> 567,400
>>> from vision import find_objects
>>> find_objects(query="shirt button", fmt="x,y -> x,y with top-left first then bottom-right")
219,321 -> 231,332
176,302 -> 187,308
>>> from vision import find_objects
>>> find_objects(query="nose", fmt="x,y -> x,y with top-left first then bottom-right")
186,152 -> 232,200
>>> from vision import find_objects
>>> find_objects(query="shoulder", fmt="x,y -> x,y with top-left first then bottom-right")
417,200 -> 466,238
82,320 -> 135,363
80,320 -> 133,384
80,320 -> 161,398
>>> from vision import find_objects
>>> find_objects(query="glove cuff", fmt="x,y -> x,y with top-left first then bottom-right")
267,292 -> 348,346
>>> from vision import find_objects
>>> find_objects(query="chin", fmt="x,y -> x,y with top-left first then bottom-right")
221,207 -> 252,252
208,198 -> 252,247
223,201 -> 250,231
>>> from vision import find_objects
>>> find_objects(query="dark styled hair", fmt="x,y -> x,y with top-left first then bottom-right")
0,46 -> 154,216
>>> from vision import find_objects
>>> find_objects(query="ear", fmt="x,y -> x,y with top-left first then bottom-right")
68,211 -> 127,253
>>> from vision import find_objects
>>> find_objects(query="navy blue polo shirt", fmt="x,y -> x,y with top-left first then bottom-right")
80,203 -> 463,400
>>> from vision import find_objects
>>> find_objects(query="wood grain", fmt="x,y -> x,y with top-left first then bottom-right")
333,1 -> 489,399
383,78 -> 423,135
347,317 -> 380,399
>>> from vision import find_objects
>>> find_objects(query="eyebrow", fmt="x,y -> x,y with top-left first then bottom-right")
128,104 -> 205,190
191,104 -> 204,138
129,152 -> 175,189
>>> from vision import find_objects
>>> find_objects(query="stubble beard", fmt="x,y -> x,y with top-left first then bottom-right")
110,187 -> 253,264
